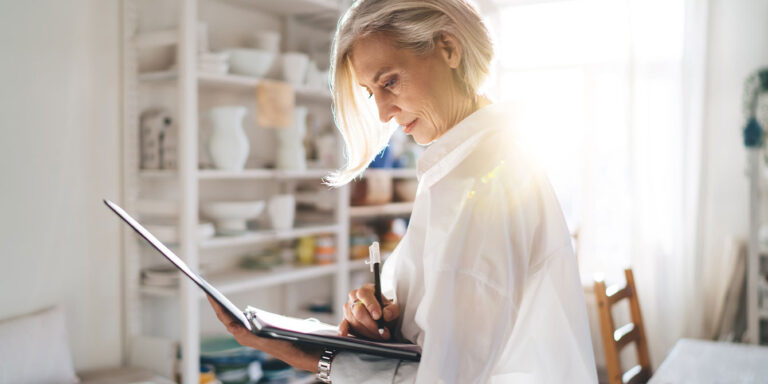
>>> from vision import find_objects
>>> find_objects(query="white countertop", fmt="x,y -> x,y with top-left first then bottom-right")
649,338 -> 768,384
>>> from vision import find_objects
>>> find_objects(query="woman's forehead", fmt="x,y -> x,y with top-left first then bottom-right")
349,34 -> 402,85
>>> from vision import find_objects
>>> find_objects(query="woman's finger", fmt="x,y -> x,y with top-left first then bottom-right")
207,295 -> 233,323
339,319 -> 350,336
351,299 -> 385,337
355,287 -> 383,320
382,302 -> 401,322
343,299 -> 375,338
348,289 -> 360,303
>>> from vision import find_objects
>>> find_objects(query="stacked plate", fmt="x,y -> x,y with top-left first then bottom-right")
198,52 -> 230,75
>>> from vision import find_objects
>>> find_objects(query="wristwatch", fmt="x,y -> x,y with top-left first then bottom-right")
316,348 -> 336,383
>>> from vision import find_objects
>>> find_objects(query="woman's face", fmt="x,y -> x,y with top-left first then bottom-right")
349,33 -> 468,145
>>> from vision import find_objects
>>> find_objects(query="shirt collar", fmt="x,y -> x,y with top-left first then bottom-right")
416,102 -> 509,180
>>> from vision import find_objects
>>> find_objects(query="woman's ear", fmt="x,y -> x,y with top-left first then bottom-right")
437,32 -> 462,69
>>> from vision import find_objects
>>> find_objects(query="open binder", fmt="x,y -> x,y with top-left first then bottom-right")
104,199 -> 421,362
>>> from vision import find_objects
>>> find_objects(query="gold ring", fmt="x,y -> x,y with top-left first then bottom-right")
352,299 -> 362,307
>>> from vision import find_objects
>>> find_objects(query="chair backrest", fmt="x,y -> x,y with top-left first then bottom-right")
593,268 -> 652,384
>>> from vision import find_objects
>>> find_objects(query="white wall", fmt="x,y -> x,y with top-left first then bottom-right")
0,0 -> 123,371
699,0 -> 768,335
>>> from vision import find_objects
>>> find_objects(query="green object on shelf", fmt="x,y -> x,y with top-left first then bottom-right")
240,248 -> 283,270
200,336 -> 264,384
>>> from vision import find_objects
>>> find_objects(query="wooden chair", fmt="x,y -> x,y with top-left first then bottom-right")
593,269 -> 652,384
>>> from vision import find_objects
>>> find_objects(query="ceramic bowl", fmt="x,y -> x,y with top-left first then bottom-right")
201,201 -> 266,235
250,30 -> 281,53
228,48 -> 276,78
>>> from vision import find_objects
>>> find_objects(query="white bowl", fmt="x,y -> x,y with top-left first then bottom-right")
250,31 -> 281,53
228,48 -> 276,78
201,201 -> 266,235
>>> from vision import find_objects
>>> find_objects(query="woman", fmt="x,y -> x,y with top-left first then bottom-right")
208,0 -> 597,382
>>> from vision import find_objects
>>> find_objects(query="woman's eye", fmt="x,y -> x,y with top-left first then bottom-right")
383,77 -> 398,89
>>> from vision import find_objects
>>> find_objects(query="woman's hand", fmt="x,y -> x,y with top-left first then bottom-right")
206,296 -> 322,373
339,283 -> 401,340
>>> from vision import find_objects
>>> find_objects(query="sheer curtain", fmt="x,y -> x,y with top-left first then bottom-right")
480,0 -> 709,366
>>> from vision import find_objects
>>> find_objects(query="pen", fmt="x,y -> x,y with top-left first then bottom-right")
367,241 -> 385,334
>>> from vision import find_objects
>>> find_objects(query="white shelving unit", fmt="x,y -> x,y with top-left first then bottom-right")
121,1 -> 416,383
746,148 -> 768,345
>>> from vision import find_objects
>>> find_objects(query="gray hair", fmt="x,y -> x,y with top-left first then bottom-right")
323,0 -> 494,187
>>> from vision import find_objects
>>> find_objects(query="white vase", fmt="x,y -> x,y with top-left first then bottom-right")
281,52 -> 309,87
268,194 -> 296,230
276,107 -> 307,171
209,106 -> 249,171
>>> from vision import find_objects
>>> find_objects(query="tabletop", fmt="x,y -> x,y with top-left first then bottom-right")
649,338 -> 768,384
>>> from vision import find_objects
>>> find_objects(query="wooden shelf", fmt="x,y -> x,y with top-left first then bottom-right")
295,85 -> 334,102
349,202 -> 414,218
199,168 -> 331,180
139,168 -> 331,181
349,258 -> 369,271
364,168 -> 418,179
221,0 -> 340,30
200,223 -> 339,250
349,251 -> 393,272
141,263 -> 339,298
222,0 -> 339,15
139,71 -> 333,101
124,2 -> 348,383
133,29 -> 178,48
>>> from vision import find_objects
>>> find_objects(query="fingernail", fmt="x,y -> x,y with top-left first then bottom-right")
372,310 -> 380,320
378,328 -> 385,336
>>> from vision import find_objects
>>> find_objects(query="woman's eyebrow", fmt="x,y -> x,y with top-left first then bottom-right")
371,66 -> 392,83
359,66 -> 393,88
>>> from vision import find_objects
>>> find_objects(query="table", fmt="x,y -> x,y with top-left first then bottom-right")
649,338 -> 768,383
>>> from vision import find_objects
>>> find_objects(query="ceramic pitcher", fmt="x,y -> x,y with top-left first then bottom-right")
209,106 -> 249,171
276,106 -> 307,171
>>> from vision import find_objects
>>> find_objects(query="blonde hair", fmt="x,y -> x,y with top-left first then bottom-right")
323,0 -> 494,187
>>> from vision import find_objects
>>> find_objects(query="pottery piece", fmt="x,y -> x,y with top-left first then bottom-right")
208,106 -> 249,171
268,194 -> 296,231
250,31 -> 281,53
228,48 -> 276,78
281,52 -> 309,87
201,200 -> 265,235
276,107 -> 308,171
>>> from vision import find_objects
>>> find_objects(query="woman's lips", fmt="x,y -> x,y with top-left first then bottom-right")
403,119 -> 417,134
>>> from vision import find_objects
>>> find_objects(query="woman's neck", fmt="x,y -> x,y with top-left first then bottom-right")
437,94 -> 493,140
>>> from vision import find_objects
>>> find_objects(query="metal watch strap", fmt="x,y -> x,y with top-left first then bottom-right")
316,348 -> 336,383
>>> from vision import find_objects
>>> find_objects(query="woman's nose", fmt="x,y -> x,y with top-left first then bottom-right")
375,94 -> 397,123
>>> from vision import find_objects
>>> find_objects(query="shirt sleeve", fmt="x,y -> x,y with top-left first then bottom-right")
332,161 -> 559,383
329,352 -> 412,384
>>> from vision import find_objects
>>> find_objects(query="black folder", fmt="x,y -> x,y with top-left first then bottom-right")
104,199 -> 421,362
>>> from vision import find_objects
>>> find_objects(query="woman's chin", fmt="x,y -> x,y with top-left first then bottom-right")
412,134 -> 431,146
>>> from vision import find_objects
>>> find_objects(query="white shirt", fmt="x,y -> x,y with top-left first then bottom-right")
331,102 -> 598,384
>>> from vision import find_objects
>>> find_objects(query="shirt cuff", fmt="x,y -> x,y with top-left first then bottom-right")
328,351 -> 401,384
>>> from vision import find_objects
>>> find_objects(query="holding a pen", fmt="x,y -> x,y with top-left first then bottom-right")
339,241 -> 401,341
